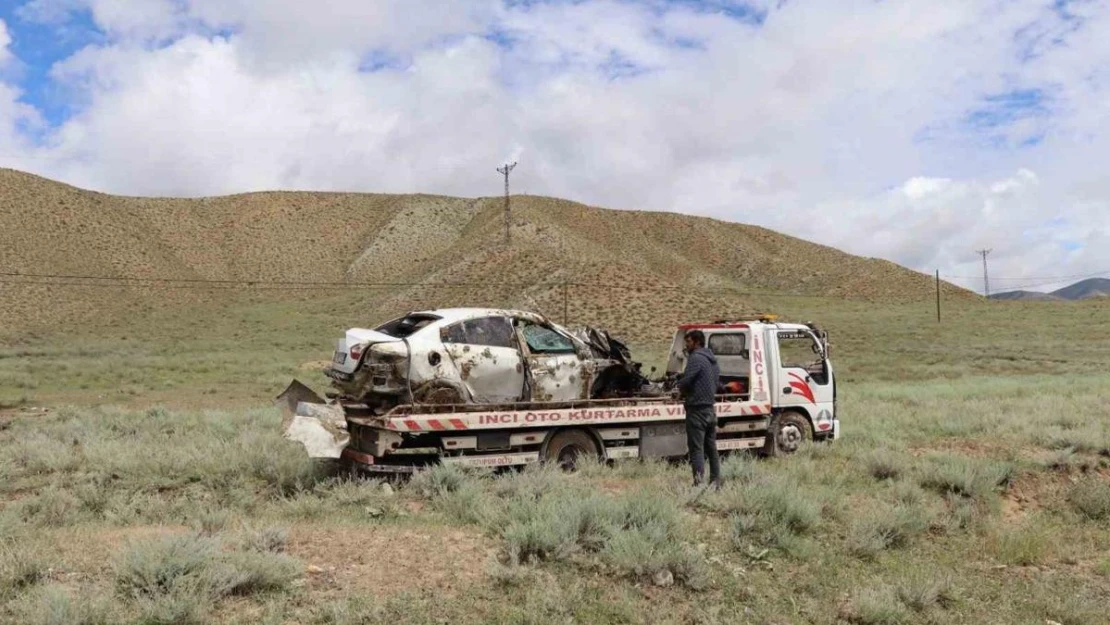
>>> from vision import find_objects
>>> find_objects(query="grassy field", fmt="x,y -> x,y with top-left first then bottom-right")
1,296 -> 1109,624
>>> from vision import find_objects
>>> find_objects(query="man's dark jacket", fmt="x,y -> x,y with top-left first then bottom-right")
677,347 -> 720,409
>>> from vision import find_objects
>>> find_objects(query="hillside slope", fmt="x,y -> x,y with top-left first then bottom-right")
0,168 -> 975,340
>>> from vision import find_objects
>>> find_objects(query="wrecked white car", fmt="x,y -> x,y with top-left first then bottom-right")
317,308 -> 656,414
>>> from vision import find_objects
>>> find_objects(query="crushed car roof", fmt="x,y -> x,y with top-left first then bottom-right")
410,308 -> 549,325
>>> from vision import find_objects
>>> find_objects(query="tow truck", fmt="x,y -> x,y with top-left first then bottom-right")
279,315 -> 838,473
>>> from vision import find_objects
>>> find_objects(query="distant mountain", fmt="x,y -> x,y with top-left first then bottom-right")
1051,278 -> 1110,300
989,290 -> 1063,301
991,277 -> 1110,301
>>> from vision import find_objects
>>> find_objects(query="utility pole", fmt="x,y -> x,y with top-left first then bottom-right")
976,249 -> 992,297
935,269 -> 941,323
497,161 -> 517,246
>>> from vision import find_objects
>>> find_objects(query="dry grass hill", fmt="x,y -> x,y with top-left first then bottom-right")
0,168 -> 975,342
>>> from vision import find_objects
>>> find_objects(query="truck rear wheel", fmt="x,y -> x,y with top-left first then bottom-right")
764,411 -> 812,457
543,429 -> 601,471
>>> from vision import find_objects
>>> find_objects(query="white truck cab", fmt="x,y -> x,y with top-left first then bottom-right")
665,317 -> 838,448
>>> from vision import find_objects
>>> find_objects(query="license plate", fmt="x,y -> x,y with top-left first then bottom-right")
332,351 -> 347,365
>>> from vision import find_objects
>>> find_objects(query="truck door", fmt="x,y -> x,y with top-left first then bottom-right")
515,319 -> 587,402
771,329 -> 835,434
440,316 -> 525,403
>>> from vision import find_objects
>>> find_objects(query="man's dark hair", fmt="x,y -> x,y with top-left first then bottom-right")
685,329 -> 706,347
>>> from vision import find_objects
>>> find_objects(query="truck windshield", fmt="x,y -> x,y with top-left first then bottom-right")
778,331 -> 824,369
375,314 -> 442,338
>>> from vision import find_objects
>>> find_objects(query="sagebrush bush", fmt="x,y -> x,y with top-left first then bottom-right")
310,596 -> 380,625
209,550 -> 302,596
915,455 -> 1013,500
846,502 -> 930,558
866,451 -> 904,481
13,585 -> 114,625
115,534 -> 218,599
115,532 -> 302,618
895,574 -> 956,612
192,508 -> 232,537
1068,480 -> 1110,521
238,525 -> 289,554
990,524 -> 1052,566
848,587 -> 912,625
723,475 -> 823,548
18,485 -> 82,528
0,543 -> 49,598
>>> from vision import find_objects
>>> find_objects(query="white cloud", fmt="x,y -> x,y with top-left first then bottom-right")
0,19 -> 12,65
3,0 -> 1110,291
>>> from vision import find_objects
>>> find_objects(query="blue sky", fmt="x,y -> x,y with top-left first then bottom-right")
0,0 -> 1107,293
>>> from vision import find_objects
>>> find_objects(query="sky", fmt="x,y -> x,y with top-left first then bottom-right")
0,0 -> 1108,294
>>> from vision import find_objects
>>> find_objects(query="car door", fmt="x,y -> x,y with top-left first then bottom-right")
772,329 -> 835,433
440,316 -> 525,404
514,318 -> 587,402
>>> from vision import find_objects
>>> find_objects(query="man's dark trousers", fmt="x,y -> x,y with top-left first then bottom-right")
686,405 -> 721,487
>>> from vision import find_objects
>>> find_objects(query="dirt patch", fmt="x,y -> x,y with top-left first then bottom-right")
286,522 -> 495,599
907,439 -> 1009,459
300,360 -> 333,372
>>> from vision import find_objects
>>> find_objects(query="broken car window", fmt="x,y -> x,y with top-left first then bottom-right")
519,322 -> 576,354
376,314 -> 442,338
464,317 -> 515,349
441,322 -> 468,344
708,333 -> 746,356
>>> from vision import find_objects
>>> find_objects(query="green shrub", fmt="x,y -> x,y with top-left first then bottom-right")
1068,480 -> 1110,520
724,476 -> 823,548
115,534 -> 218,599
238,525 -> 289,554
13,585 -> 114,625
19,485 -> 82,528
866,451 -> 904,481
846,502 -> 930,558
209,550 -> 302,596
192,508 -> 232,537
847,587 -> 912,625
133,576 -> 212,625
895,574 -> 956,612
310,596 -> 379,625
916,456 -> 1013,500
991,524 -> 1052,566
0,543 -> 49,598
115,532 -> 301,612
407,463 -> 479,499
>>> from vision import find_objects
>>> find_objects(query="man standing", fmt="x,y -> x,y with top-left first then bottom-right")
677,330 -> 722,489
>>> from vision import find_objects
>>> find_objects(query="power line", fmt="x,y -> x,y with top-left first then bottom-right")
942,268 -> 1110,282
0,274 -> 878,301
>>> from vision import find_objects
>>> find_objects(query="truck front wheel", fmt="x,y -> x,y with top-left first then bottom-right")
543,429 -> 601,471
764,411 -> 812,457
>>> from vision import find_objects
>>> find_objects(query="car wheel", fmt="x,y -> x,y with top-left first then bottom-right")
542,429 -> 601,471
763,411 -> 812,457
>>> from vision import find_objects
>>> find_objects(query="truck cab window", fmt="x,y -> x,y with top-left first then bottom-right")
708,333 -> 746,356
777,331 -> 828,384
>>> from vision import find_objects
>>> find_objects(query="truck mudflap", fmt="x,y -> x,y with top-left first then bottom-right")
277,379 -> 349,459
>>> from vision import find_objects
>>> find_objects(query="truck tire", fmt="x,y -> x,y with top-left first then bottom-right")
543,429 -> 601,471
763,411 -> 812,457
